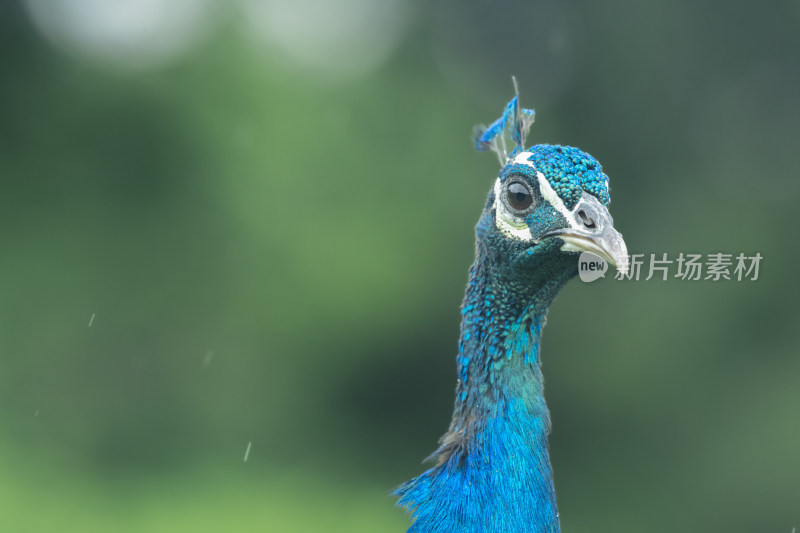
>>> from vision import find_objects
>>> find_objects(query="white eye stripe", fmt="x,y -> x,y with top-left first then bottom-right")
535,173 -> 582,231
512,152 -> 536,167
492,178 -> 535,242
510,152 -> 581,230
491,160 -> 586,242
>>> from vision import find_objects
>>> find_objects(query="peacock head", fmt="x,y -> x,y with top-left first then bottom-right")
473,89 -> 627,287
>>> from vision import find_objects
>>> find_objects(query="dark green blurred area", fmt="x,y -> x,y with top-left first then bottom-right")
1,1 -> 799,531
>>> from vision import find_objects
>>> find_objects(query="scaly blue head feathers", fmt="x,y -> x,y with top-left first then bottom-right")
395,89 -> 627,533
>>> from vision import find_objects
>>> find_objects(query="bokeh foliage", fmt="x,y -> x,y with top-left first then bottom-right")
1,1 -> 799,531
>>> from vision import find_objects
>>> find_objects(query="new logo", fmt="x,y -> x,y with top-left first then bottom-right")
578,252 -> 608,282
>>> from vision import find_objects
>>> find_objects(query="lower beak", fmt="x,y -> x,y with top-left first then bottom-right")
550,228 -> 629,276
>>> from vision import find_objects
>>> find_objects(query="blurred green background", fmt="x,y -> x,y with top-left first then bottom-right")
2,1 -> 799,531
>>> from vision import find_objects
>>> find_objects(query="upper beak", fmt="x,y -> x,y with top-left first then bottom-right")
545,193 -> 629,276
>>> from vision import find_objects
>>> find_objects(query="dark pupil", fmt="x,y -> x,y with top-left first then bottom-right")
507,183 -> 532,211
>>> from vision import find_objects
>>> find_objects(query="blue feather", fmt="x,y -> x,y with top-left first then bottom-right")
472,87 -> 535,163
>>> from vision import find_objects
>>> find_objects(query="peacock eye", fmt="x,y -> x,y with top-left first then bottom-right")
506,182 -> 533,212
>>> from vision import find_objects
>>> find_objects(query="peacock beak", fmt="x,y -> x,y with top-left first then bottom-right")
556,229 -> 628,276
544,193 -> 629,276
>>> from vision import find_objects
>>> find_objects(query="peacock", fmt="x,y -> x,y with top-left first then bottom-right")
395,87 -> 628,533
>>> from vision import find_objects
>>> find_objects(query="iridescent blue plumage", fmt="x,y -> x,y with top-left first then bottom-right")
395,90 -> 628,533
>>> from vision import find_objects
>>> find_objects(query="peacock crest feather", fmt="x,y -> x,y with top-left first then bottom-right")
473,78 -> 537,164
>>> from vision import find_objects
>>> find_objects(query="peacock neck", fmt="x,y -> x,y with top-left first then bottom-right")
396,253 -> 573,533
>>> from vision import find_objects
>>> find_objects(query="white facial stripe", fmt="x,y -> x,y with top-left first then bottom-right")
492,178 -> 535,241
492,153 -> 589,244
511,151 -> 581,231
536,173 -> 582,231
512,151 -> 535,167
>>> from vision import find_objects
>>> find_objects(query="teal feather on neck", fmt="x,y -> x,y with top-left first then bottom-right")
395,238 -> 574,533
